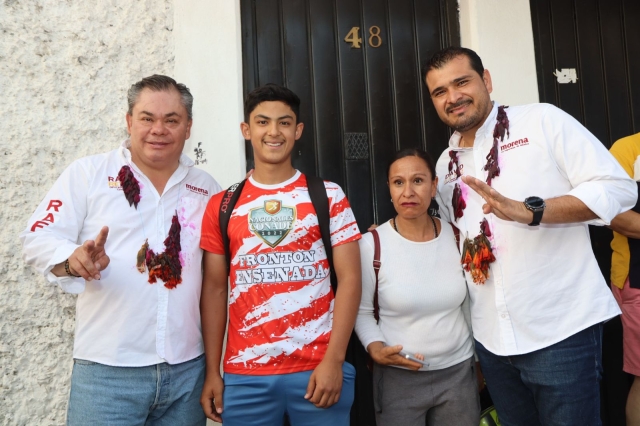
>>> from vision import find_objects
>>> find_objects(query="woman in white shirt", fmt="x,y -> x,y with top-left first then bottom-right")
355,149 -> 480,426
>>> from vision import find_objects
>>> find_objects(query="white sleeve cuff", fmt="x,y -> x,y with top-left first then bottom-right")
45,271 -> 85,294
44,243 -> 84,293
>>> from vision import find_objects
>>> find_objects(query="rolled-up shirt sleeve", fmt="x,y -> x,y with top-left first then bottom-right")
20,160 -> 89,293
543,105 -> 637,225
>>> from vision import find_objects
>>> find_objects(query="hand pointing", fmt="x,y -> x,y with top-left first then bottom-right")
65,226 -> 111,280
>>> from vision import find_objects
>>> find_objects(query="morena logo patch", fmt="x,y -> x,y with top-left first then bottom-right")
186,184 -> 209,196
501,138 -> 529,152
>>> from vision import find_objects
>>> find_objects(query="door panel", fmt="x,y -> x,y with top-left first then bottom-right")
282,0 -> 317,174
598,0 -> 633,143
626,0 -> 640,132
336,0 -> 375,230
388,2 -> 423,150
574,0 -> 608,144
530,0 -> 639,147
255,0 -> 284,86
308,0 -> 344,184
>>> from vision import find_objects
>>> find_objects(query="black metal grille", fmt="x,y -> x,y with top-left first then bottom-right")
345,132 -> 369,160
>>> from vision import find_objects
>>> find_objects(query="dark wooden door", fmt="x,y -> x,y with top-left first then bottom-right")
530,1 -> 640,425
530,0 -> 639,146
241,0 -> 459,232
241,1 -> 459,424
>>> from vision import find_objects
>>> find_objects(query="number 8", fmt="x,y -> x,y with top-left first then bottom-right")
369,26 -> 382,48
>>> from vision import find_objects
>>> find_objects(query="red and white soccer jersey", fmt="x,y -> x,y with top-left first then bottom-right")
201,171 -> 361,375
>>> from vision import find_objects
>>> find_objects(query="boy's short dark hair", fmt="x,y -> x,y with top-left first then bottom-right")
423,47 -> 485,79
244,84 -> 301,123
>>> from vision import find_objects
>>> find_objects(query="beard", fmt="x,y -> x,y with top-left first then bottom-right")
445,99 -> 491,133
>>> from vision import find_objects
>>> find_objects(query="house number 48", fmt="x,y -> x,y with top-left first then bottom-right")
344,26 -> 382,48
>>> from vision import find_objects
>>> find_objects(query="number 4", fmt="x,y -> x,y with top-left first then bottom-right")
344,27 -> 362,48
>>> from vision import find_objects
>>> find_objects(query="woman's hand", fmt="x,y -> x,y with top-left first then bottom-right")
367,341 -> 424,371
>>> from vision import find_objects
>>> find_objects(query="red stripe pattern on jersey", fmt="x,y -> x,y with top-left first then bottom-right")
201,173 -> 360,375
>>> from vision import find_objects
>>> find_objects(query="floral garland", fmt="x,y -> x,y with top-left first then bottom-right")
119,165 -> 183,289
449,151 -> 465,221
461,219 -> 496,284
454,106 -> 509,281
483,105 -> 509,185
118,165 -> 141,209
452,183 -> 466,221
448,150 -> 462,179
146,213 -> 182,289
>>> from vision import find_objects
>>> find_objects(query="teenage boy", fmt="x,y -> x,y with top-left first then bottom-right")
199,84 -> 362,425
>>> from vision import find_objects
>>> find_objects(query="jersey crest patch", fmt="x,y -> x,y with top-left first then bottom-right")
249,200 -> 296,247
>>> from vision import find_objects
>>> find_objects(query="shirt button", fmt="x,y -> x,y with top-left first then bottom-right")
501,314 -> 506,319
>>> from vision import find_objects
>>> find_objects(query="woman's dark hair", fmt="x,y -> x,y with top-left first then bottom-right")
387,148 -> 436,180
243,83 -> 301,123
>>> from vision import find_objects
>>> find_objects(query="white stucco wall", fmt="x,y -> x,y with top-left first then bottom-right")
1,0 -> 537,424
174,0 -> 246,189
0,1 -> 175,424
458,0 -> 539,106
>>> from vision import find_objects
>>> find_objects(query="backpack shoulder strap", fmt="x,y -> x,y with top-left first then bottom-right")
306,175 -> 337,295
219,179 -> 247,274
371,229 -> 381,323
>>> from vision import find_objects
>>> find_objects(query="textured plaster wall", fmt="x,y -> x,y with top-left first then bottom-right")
0,1 -> 174,424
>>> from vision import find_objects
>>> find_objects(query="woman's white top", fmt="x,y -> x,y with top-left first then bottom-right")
355,219 -> 474,370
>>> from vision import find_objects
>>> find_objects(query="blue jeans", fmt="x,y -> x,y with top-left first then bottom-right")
222,362 -> 356,426
475,323 -> 603,426
67,354 -> 206,426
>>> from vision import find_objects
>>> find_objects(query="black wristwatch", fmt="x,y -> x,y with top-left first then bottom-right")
523,196 -> 546,226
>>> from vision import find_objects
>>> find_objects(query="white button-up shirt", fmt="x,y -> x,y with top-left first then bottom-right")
20,141 -> 221,366
435,103 -> 636,356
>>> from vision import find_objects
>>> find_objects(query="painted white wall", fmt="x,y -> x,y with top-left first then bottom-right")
458,0 -> 539,106
1,1 -> 175,423
174,0 -> 246,189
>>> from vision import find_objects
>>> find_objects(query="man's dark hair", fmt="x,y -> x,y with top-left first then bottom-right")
387,148 -> 436,181
423,46 -> 485,79
127,75 -> 194,120
244,84 -> 301,123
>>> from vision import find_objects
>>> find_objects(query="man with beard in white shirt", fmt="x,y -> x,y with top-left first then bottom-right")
425,47 -> 636,426
21,75 -> 221,425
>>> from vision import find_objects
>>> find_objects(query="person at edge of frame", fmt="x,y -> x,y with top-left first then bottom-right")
607,132 -> 640,426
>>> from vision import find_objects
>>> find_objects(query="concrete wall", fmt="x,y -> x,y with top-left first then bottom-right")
0,1 -> 175,423
1,0 -> 537,423
173,0 -> 246,189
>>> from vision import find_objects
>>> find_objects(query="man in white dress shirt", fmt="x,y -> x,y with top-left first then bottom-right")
21,75 -> 221,425
424,47 -> 637,425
